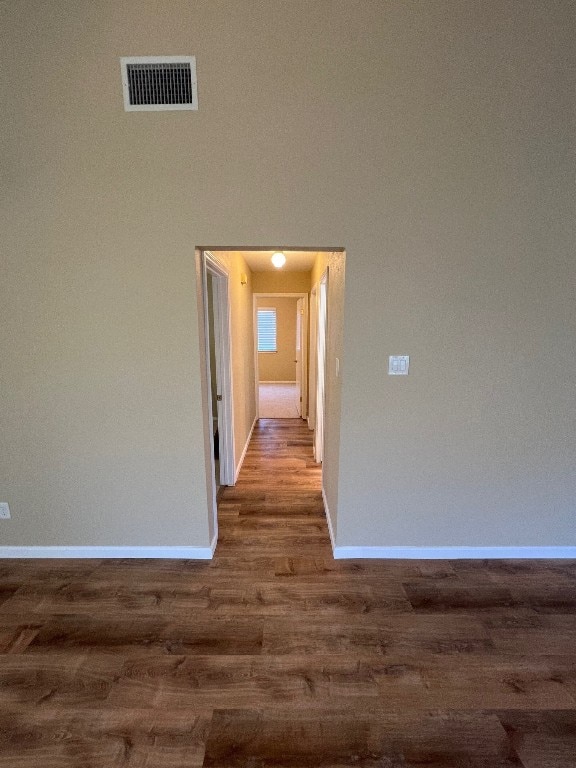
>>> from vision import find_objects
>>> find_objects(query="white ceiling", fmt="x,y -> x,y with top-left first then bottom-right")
238,250 -> 320,273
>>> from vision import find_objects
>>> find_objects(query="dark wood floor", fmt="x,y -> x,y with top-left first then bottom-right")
1,418 -> 576,766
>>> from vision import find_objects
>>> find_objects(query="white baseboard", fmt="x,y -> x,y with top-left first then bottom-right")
331,545 -> 576,560
235,416 -> 257,482
0,539 -> 217,560
2,539 -> 573,561
259,380 -> 297,384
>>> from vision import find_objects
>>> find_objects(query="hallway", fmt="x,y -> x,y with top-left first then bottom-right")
0,420 -> 575,765
217,418 -> 326,557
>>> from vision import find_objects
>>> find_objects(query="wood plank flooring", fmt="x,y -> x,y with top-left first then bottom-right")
1,417 -> 575,766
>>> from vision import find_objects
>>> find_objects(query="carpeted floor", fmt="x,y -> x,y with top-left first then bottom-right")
259,382 -> 300,418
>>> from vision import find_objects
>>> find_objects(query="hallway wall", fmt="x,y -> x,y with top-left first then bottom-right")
252,272 -> 311,294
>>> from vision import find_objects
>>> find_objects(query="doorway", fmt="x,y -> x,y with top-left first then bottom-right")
199,251 -> 235,531
253,293 -> 308,419
198,247 -> 345,551
314,270 -> 328,463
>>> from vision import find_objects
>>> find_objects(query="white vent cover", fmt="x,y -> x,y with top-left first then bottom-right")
120,56 -> 198,111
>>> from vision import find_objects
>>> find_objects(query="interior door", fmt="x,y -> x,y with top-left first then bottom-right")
315,274 -> 327,462
206,273 -> 221,484
202,253 -> 235,491
295,298 -> 303,416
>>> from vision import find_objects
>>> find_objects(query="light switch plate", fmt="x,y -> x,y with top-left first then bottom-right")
0,503 -> 11,519
388,355 -> 409,375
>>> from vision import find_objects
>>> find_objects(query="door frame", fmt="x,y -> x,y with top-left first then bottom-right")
295,297 -> 305,417
308,285 -> 318,431
314,269 -> 328,463
201,251 -> 235,508
253,292 -> 308,419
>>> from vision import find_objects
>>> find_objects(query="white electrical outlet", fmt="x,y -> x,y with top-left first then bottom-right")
0,503 -> 11,519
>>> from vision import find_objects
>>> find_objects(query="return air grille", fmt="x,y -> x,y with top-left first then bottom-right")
120,56 -> 198,111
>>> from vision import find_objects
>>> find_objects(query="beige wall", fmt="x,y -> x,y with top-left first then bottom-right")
257,297 -> 298,382
311,254 -> 329,292
252,271 -> 311,294
1,1 -> 575,551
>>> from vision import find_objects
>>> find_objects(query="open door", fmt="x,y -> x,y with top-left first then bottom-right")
201,252 -> 235,501
295,298 -> 303,416
314,270 -> 328,462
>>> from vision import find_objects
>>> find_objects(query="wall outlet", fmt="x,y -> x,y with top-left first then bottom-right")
0,503 -> 11,519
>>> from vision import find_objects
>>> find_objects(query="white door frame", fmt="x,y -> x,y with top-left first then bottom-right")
314,269 -> 328,463
295,297 -> 304,417
253,292 -> 308,419
308,285 -> 318,431
201,251 -> 235,508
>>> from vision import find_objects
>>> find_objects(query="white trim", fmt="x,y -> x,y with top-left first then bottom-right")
296,296 -> 308,418
0,541 -> 217,560
203,251 -> 236,486
235,416 -> 257,482
253,299 -> 260,417
314,270 -> 328,463
331,545 -> 576,560
321,486 -> 336,551
259,380 -> 297,384
308,285 -> 318,432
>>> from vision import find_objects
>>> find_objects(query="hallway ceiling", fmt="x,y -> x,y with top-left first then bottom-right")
239,250 -> 320,272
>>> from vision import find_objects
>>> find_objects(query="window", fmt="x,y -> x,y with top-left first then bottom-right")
257,308 -> 277,352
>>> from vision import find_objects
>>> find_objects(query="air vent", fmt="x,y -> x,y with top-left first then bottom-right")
120,56 -> 198,111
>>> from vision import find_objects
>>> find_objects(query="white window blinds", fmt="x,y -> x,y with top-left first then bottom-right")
257,308 -> 277,352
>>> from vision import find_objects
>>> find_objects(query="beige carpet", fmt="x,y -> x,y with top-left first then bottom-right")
259,382 -> 300,418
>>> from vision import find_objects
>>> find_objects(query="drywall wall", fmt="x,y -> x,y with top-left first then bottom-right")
252,272 -> 311,294
257,297 -> 298,382
1,0 -> 575,551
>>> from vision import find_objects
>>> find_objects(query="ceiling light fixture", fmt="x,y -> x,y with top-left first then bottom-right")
271,252 -> 286,269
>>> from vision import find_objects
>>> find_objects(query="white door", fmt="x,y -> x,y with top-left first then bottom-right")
314,272 -> 328,462
308,288 -> 317,431
208,275 -> 226,479
202,253 -> 235,492
295,298 -> 303,417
